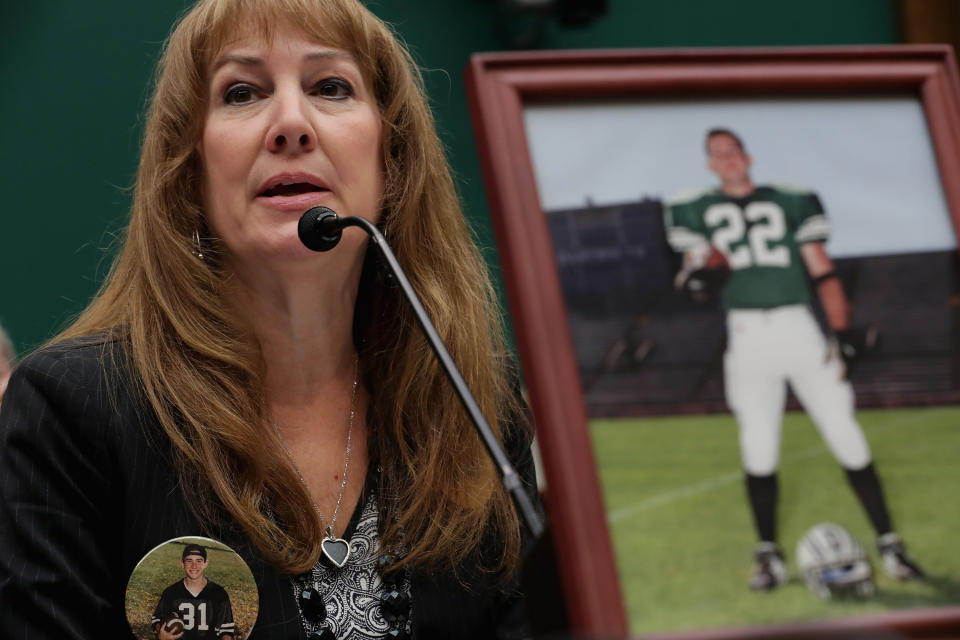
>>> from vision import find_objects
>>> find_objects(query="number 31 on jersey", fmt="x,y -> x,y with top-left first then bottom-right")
178,601 -> 209,631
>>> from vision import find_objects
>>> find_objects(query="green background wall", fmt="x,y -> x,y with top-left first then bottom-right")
0,0 -> 898,354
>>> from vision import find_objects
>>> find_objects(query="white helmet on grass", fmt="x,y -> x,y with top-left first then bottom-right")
796,523 -> 875,599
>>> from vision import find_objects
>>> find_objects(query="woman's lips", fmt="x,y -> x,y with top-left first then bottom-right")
255,188 -> 331,211
256,173 -> 332,210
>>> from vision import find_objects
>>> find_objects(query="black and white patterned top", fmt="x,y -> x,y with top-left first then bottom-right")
291,491 -> 413,639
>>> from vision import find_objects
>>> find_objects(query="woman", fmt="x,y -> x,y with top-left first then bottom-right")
0,1 -> 535,638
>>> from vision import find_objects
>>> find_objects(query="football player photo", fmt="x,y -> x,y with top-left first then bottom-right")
125,536 -> 257,640
513,62 -> 960,635
663,128 -> 926,591
152,543 -> 236,639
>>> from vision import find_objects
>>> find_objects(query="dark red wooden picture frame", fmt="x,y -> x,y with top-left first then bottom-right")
466,46 -> 960,639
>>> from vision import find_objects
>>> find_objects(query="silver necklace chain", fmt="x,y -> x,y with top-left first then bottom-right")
272,355 -> 359,539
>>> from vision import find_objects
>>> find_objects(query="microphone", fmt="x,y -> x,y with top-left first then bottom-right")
298,206 -> 347,251
296,206 -> 544,540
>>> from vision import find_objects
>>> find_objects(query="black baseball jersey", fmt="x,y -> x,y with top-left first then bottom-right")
152,580 -> 235,639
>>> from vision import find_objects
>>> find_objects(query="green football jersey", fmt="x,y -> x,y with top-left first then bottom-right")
665,185 -> 830,310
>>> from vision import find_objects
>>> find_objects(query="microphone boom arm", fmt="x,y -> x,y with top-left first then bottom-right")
337,215 -> 544,540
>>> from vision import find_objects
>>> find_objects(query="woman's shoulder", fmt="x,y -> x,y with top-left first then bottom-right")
16,332 -> 127,382
9,333 -> 136,420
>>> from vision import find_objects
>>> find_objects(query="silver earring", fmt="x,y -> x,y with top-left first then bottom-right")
192,230 -> 205,260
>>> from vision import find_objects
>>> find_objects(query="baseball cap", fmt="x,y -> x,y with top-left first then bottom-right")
182,544 -> 207,561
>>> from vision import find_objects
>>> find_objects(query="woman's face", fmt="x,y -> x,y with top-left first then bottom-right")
199,24 -> 383,268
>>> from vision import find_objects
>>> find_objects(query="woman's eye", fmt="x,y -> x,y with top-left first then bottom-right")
223,83 -> 259,105
314,78 -> 353,100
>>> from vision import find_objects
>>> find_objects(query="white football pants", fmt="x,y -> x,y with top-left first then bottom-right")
723,304 -> 871,476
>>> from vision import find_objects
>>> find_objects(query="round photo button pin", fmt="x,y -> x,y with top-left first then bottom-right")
125,536 -> 258,640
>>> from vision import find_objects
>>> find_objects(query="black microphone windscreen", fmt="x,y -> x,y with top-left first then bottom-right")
298,206 -> 343,252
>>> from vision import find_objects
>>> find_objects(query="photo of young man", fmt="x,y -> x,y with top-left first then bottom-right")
151,543 -> 236,640
664,128 -> 926,590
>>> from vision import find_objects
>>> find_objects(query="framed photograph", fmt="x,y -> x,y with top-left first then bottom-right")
467,46 -> 960,638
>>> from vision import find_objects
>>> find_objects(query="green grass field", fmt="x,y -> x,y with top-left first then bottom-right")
124,537 -> 259,640
590,406 -> 960,635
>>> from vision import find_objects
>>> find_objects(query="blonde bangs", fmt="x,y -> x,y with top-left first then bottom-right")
184,0 -> 384,90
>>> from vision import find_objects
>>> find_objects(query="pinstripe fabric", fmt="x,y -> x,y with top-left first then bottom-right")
0,337 -> 534,639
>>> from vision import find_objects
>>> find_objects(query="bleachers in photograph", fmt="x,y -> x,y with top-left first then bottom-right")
546,200 -> 960,416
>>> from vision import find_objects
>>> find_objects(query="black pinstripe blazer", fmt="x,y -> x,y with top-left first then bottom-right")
0,337 -> 532,639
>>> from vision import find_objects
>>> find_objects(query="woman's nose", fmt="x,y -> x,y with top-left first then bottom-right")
265,91 -> 316,154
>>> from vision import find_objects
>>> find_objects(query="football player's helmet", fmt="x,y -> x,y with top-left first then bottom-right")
796,523 -> 875,599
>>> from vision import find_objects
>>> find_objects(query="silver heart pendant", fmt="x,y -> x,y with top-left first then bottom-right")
321,536 -> 351,569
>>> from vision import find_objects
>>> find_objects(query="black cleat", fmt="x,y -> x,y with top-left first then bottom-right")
749,541 -> 787,591
878,532 -> 926,580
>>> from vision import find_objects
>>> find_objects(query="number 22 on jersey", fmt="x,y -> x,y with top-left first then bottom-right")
705,201 -> 790,270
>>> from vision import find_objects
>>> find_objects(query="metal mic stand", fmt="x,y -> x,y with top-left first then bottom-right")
301,210 -> 544,540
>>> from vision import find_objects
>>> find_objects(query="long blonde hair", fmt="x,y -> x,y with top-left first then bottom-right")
59,0 -> 522,579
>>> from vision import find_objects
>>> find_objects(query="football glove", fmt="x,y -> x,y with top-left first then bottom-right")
830,326 -> 879,379
674,244 -> 730,302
